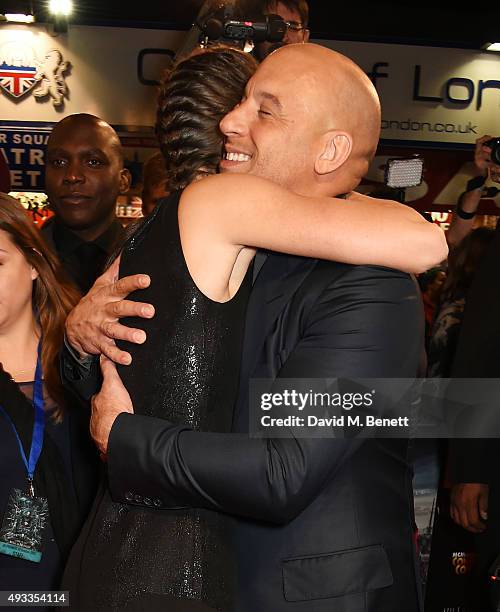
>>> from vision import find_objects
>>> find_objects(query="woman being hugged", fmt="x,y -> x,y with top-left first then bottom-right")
0,194 -> 98,595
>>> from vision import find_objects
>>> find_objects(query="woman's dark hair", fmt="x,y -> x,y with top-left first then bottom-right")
156,45 -> 258,191
0,194 -> 80,419
442,226 -> 495,302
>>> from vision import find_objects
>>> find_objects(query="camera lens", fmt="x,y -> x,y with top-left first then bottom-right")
486,138 -> 500,166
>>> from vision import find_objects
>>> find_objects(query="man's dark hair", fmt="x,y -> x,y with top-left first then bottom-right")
442,227 -> 495,302
262,0 -> 309,26
156,45 -> 257,191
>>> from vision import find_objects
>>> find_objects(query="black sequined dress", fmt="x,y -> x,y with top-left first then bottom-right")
63,191 -> 251,612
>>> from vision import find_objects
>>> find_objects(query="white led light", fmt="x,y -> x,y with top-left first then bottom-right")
484,42 -> 500,52
4,13 -> 36,23
385,158 -> 424,189
49,0 -> 73,17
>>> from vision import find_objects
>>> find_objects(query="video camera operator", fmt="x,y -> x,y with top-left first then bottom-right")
254,0 -> 310,60
194,0 -> 309,60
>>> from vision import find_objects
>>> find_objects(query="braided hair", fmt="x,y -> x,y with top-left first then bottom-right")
156,45 -> 257,191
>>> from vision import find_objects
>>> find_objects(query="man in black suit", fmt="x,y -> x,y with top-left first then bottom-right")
63,45 -> 427,611
42,113 -> 130,293
448,220 -> 500,610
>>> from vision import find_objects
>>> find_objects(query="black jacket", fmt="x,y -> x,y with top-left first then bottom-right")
449,226 -> 500,486
41,217 -> 124,294
448,226 -> 500,575
92,254 -> 424,612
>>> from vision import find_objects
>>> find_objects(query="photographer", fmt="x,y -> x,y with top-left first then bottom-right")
447,135 -> 500,249
254,0 -> 310,59
192,0 -> 310,66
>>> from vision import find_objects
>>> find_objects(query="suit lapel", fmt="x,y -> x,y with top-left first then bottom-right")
241,252 -> 317,383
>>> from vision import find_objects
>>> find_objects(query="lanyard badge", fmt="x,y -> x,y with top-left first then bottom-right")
0,341 -> 49,563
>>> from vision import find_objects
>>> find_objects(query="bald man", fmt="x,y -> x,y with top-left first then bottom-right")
42,113 -> 131,292
63,46 -> 424,611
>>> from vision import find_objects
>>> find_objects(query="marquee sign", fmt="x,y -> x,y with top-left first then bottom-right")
0,24 -> 497,145
0,24 -> 498,194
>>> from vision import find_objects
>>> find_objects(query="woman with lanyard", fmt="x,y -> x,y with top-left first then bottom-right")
0,194 -> 98,599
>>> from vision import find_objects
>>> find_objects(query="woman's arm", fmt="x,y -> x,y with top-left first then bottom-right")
182,174 -> 448,274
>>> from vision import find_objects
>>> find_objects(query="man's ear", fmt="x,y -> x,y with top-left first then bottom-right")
119,168 -> 132,194
315,132 -> 352,176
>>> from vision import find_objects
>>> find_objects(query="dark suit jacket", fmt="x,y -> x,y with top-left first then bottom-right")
449,225 -> 500,485
64,392 -> 101,546
41,217 -> 124,294
448,225 -> 500,573
96,254 -> 424,612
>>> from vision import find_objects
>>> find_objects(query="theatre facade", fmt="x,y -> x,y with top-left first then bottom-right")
0,22 -> 498,227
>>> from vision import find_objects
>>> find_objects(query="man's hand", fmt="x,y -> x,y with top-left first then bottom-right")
65,256 -> 155,365
474,134 -> 500,183
90,356 -> 134,456
474,135 -> 494,176
450,483 -> 489,533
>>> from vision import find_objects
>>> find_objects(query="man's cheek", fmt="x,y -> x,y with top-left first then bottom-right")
44,174 -> 56,190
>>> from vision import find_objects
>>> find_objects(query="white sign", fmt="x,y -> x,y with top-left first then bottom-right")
319,39 -> 500,144
0,24 -> 498,144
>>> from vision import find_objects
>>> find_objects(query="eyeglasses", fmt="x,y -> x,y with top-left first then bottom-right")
284,20 -> 306,32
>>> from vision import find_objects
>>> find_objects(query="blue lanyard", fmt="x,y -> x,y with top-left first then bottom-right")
0,340 -> 45,495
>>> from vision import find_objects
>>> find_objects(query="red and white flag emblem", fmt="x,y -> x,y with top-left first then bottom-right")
0,64 -> 37,98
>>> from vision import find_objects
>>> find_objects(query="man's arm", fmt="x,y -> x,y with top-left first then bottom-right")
447,135 -> 498,249
449,438 -> 493,533
60,339 -> 101,402
106,265 -> 422,522
61,257 -> 155,401
65,256 -> 154,362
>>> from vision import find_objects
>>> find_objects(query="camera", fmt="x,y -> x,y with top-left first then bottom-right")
197,2 -> 286,48
485,137 -> 500,166
174,1 -> 288,60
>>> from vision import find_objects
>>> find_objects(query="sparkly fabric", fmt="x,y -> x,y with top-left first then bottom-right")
65,192 -> 251,611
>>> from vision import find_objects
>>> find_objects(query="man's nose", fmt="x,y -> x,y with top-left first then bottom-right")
220,102 -> 248,138
63,161 -> 85,184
